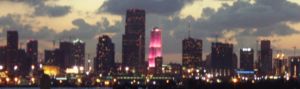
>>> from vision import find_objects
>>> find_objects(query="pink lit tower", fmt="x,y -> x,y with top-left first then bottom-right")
148,27 -> 162,68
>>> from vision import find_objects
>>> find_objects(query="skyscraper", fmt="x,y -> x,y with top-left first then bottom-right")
94,35 -> 115,73
289,56 -> 300,78
259,40 -> 273,75
148,27 -> 162,68
210,42 -> 235,76
0,46 -> 5,66
122,9 -> 146,68
6,31 -> 19,72
182,37 -> 202,68
7,31 -> 18,50
59,41 -> 73,69
26,40 -> 38,65
72,39 -> 85,67
240,48 -> 254,70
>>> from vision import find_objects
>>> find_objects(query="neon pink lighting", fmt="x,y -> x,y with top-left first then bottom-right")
148,27 -> 162,68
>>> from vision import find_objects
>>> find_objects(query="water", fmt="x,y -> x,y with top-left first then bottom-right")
0,87 -> 112,89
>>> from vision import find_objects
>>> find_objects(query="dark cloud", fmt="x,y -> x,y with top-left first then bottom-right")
99,0 -> 193,15
34,5 -> 71,17
185,0 -> 300,37
11,0 -> 71,17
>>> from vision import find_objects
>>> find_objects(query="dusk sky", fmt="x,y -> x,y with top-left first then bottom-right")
1,0 -> 300,64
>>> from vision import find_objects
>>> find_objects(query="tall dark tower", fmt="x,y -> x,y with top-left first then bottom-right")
259,40 -> 273,75
94,35 -> 115,74
7,31 -> 18,50
26,40 -> 38,65
72,39 -> 85,67
210,42 -> 235,77
240,48 -> 254,70
6,31 -> 19,73
59,41 -> 73,69
182,37 -> 202,68
122,9 -> 146,69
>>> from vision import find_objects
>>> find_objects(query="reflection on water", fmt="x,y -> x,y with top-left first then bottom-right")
0,87 -> 112,89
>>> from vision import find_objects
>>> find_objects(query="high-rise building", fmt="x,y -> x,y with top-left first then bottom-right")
72,39 -> 85,67
44,49 -> 64,68
26,40 -> 38,65
155,57 -> 163,74
59,41 -> 73,69
6,31 -> 19,72
7,31 -> 18,50
122,9 -> 146,69
259,40 -> 273,75
182,37 -> 202,68
0,46 -> 5,66
18,49 -> 31,76
94,35 -> 115,73
274,53 -> 287,76
210,42 -> 235,76
289,56 -> 300,78
240,48 -> 254,70
148,27 -> 162,68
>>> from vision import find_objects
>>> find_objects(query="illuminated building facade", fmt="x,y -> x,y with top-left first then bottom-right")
72,39 -> 85,67
259,40 -> 273,75
240,48 -> 254,70
148,27 -> 162,68
182,37 -> 202,68
289,56 -> 300,78
122,9 -> 146,69
26,40 -> 38,65
274,53 -> 287,76
94,35 -> 115,73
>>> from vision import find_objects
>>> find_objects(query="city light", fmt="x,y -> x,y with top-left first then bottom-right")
31,65 -> 35,70
232,78 -> 238,83
13,65 -> 18,71
104,81 -> 110,86
0,65 -> 3,70
0,6 -> 299,89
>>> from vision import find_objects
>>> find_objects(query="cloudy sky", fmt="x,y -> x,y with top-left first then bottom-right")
1,0 -> 300,64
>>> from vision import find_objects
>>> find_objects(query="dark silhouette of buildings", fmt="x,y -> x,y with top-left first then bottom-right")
72,39 -> 85,67
6,31 -> 19,74
26,40 -> 38,66
94,35 -> 115,74
259,40 -> 273,75
122,9 -> 146,70
7,31 -> 18,50
0,46 -> 6,66
182,37 -> 202,68
210,42 -> 236,76
44,39 -> 85,70
59,41 -> 74,69
289,56 -> 300,78
240,48 -> 254,71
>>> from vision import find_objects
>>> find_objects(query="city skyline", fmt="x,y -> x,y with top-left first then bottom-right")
1,0 -> 300,64
1,0 -> 300,88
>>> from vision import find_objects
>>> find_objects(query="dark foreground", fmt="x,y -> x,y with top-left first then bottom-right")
2,78 -> 300,89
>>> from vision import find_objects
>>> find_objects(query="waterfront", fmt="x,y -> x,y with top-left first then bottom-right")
0,87 -> 112,89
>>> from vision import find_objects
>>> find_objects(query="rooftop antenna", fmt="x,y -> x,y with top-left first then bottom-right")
214,33 -> 219,43
52,40 -> 56,49
188,21 -> 191,38
294,46 -> 297,56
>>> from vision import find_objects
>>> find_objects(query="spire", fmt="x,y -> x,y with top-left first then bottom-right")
188,21 -> 191,38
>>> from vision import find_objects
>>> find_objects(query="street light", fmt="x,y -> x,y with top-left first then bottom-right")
31,65 -> 35,70
0,65 -> 3,70
13,65 -> 18,71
